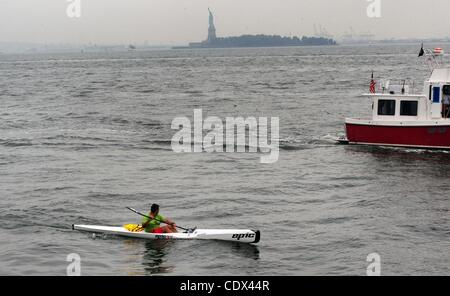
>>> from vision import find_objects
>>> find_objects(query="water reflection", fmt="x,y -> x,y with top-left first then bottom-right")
122,237 -> 260,275
113,238 -> 174,275
204,240 -> 260,260
141,239 -> 260,275
231,242 -> 260,260
142,240 -> 174,275
345,145 -> 450,179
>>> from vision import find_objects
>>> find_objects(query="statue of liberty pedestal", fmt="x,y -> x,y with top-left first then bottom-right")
207,8 -> 217,42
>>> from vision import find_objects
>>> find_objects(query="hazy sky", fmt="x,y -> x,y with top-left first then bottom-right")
0,0 -> 449,45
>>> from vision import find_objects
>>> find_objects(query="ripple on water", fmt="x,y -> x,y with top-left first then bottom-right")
1,45 -> 449,275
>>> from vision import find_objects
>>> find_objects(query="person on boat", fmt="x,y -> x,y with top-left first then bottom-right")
142,203 -> 177,233
443,94 -> 450,118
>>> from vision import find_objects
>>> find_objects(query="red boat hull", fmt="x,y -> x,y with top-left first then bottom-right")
345,123 -> 450,149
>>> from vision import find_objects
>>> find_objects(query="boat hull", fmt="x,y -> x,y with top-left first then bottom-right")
345,123 -> 450,149
73,224 -> 260,244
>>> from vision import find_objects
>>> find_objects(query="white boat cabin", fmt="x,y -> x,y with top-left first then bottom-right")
363,68 -> 450,123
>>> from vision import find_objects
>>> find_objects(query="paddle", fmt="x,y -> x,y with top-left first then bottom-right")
126,206 -> 193,232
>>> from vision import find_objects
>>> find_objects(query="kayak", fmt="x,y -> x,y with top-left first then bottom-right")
72,224 -> 260,244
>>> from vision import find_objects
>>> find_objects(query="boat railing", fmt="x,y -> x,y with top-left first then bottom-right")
423,48 -> 444,72
371,78 -> 417,95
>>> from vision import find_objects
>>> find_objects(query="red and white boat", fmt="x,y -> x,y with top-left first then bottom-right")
344,47 -> 450,149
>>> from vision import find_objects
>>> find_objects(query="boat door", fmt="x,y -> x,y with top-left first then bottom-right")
431,84 -> 442,118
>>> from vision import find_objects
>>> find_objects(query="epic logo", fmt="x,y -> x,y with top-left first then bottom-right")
232,233 -> 256,240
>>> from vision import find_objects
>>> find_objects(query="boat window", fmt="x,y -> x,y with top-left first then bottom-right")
400,101 -> 418,116
443,85 -> 450,95
377,100 -> 396,116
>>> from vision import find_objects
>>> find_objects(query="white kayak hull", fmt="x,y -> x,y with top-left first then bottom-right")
72,224 -> 260,244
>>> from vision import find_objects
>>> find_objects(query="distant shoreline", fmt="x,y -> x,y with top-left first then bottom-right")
174,34 -> 336,50
2,40 -> 450,55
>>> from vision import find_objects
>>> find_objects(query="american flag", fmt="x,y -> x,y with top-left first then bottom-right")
369,72 -> 376,94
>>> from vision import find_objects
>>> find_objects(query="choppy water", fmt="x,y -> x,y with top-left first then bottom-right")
0,45 -> 449,275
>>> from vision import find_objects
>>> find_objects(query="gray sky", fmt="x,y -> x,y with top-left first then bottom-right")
0,0 -> 449,45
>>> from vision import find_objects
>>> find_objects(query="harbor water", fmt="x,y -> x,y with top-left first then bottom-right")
0,44 -> 449,275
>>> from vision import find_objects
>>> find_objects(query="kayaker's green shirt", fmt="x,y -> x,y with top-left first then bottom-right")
142,214 -> 165,233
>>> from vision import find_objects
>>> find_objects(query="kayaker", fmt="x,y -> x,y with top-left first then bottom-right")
142,204 -> 177,233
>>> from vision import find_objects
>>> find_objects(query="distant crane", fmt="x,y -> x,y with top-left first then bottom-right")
342,27 -> 374,43
313,24 -> 333,39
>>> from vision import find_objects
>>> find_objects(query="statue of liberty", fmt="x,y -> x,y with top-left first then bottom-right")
207,8 -> 217,42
